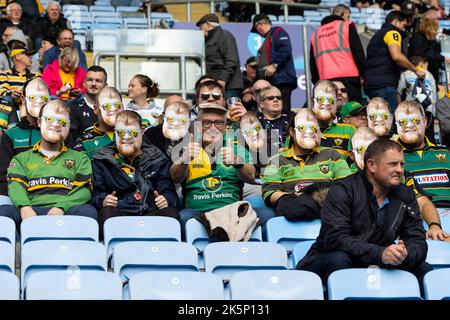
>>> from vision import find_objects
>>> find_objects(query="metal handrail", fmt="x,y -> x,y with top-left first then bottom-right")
93,51 -> 206,99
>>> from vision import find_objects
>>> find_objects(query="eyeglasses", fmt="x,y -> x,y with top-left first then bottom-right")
201,120 -> 226,128
42,115 -> 69,127
263,95 -> 281,102
200,93 -> 222,101
315,96 -> 335,104
27,94 -> 49,103
338,88 -> 348,93
243,125 -> 261,137
353,145 -> 367,154
100,102 -> 123,111
115,129 -> 141,138
164,115 -> 189,125
295,124 -> 319,133
368,112 -> 390,121
396,117 -> 422,127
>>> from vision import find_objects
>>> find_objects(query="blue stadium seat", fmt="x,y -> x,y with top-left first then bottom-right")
20,216 -> 99,246
104,216 -> 181,266
26,270 -> 123,300
113,241 -> 199,282
204,242 -> 288,282
91,11 -> 118,18
244,196 -> 267,209
185,218 -> 262,268
116,6 -> 141,13
129,271 -> 224,300
424,269 -> 450,300
0,216 -> 15,245
90,4 -> 115,12
230,270 -> 323,300
426,240 -> 450,268
0,242 -> 14,273
21,240 -> 107,294
328,268 -> 422,300
62,4 -> 89,13
291,240 -> 315,268
122,17 -> 148,28
0,271 -> 19,300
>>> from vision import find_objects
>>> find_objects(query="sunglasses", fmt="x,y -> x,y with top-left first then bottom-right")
353,145 -> 367,154
42,115 -> 69,127
200,92 -> 222,101
263,95 -> 281,101
396,117 -> 422,127
368,112 -> 390,121
115,129 -> 141,138
338,88 -> 348,93
315,96 -> 335,104
27,94 -> 49,103
164,115 -> 189,125
295,124 -> 319,133
100,102 -> 123,111
201,120 -> 226,128
243,124 -> 261,137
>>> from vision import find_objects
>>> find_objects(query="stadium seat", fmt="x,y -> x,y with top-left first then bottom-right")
91,11 -> 118,18
20,216 -> 99,246
62,4 -> 89,13
129,271 -> 224,300
116,6 -> 141,13
230,270 -> 323,300
0,271 -> 19,300
426,240 -> 450,268
203,242 -> 288,282
291,240 -> 315,268
185,218 -> 262,268
0,216 -> 15,244
122,17 -> 148,28
21,240 -> 107,294
0,242 -> 14,273
112,241 -> 199,282
423,269 -> 450,300
26,270 -> 122,300
90,4 -> 115,12
104,216 -> 181,266
244,196 -> 267,209
328,268 -> 422,300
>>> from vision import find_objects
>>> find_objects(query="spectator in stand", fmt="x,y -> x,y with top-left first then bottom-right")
126,74 -> 164,129
0,78 -> 49,205
74,86 -> 123,159
367,97 -> 395,139
68,65 -> 107,140
338,101 -> 368,129
241,56 -> 257,112
262,108 -> 351,220
43,28 -> 87,71
92,110 -> 180,238
365,11 -> 424,113
0,3 -> 33,40
0,100 -> 98,231
37,34 -> 55,72
34,1 -> 71,42
332,81 -> 349,113
408,18 -> 450,88
196,14 -> 243,98
427,0 -> 446,19
351,0 -> 376,9
436,93 -> 450,147
0,26 -> 21,71
310,9 -> 366,102
251,79 -> 271,112
15,0 -> 44,22
332,4 -> 351,22
251,14 -> 297,114
42,46 -> 86,101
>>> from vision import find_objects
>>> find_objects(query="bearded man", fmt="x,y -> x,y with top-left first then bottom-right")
0,100 -> 97,231
262,108 -> 351,220
91,110 -> 179,238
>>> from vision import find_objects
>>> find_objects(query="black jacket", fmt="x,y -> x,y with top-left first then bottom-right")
91,143 -> 178,214
205,26 -> 243,90
33,13 -> 70,40
298,171 -> 428,269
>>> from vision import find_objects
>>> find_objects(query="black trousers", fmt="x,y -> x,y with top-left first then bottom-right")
99,206 -> 180,239
298,251 -> 432,287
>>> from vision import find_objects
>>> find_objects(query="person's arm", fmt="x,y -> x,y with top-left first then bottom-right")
0,72 -> 11,96
417,196 -> 449,241
310,42 -> 319,84
385,31 -> 418,73
155,157 -> 178,208
7,152 -> 32,209
397,72 -> 407,104
348,23 -> 366,77
331,152 -> 352,180
90,159 -> 109,210
218,30 -> 241,85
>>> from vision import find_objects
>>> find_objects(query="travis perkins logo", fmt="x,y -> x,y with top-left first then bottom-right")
28,177 -> 73,188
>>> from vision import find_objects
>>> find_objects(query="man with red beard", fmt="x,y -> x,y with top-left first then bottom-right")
0,100 -> 97,230
74,86 -> 123,159
91,110 -> 179,238
312,80 -> 355,159
262,109 -> 351,220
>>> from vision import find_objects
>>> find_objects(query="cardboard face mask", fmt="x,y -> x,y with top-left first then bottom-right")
162,109 -> 190,141
352,137 -> 375,170
367,108 -> 393,137
98,97 -> 123,127
294,118 -> 321,150
40,108 -> 70,144
25,79 -> 49,118
115,123 -> 143,158
396,111 -> 426,145
313,89 -> 337,122
241,120 -> 266,151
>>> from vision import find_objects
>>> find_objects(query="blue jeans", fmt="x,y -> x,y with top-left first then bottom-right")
365,86 -> 398,113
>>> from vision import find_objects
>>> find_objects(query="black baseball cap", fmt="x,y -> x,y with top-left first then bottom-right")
251,13 -> 270,33
196,13 -> 219,27
245,56 -> 257,66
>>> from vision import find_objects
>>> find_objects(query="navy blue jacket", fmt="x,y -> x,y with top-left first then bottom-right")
91,143 -> 178,214
263,27 -> 297,87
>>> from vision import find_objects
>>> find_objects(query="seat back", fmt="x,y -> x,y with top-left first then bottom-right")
291,240 -> 315,268
328,268 -> 422,300
423,268 -> 450,300
0,241 -> 15,273
426,240 -> 450,268
129,271 -> 224,300
26,270 -> 123,300
230,270 -> 323,300
0,216 -> 15,244
0,271 -> 19,300
20,216 -> 98,246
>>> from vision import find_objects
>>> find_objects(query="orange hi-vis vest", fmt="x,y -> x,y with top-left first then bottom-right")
311,20 -> 360,80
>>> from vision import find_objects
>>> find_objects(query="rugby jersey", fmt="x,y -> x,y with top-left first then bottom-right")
0,68 -> 40,97
320,122 -> 355,158
74,123 -> 115,159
